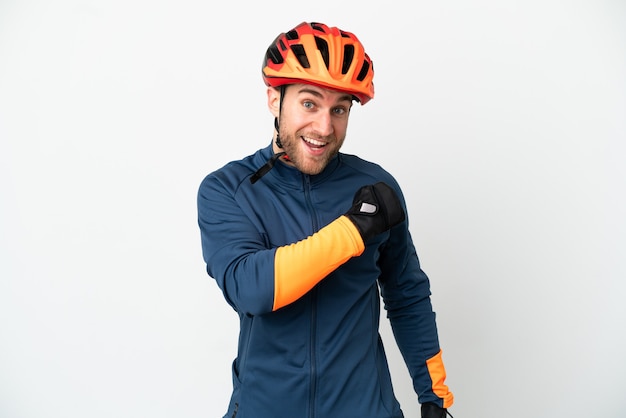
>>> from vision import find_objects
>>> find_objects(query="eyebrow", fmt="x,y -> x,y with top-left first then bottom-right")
296,87 -> 354,104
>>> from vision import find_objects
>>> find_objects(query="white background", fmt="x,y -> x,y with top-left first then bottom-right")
1,1 -> 625,417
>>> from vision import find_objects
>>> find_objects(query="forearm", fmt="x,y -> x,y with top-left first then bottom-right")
270,181 -> 406,310
389,308 -> 454,408
379,228 -> 454,408
273,216 -> 364,310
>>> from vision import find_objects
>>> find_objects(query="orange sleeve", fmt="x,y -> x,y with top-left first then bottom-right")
426,350 -> 454,408
273,216 -> 365,311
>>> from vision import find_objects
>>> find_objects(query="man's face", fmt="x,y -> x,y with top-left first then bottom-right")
268,84 -> 354,176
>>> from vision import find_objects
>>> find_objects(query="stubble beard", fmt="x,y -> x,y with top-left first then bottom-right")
279,130 -> 343,176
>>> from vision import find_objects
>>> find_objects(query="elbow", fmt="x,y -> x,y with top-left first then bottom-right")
220,274 -> 275,316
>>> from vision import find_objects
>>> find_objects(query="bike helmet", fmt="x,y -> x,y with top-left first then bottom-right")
262,22 -> 375,105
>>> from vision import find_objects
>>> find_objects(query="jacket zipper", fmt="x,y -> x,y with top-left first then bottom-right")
304,175 -> 318,418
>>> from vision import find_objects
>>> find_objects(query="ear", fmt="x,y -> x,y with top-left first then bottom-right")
267,87 -> 280,118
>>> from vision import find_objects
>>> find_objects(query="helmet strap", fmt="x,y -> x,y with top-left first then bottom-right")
250,86 -> 288,184
274,117 -> 283,148
275,85 -> 286,149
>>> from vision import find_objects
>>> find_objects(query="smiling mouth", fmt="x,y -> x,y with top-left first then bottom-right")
302,136 -> 327,148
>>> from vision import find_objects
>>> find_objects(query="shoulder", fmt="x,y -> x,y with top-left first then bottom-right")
199,149 -> 263,194
339,153 -> 401,189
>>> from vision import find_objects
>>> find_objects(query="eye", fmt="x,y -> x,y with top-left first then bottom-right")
332,106 -> 349,116
303,100 -> 315,109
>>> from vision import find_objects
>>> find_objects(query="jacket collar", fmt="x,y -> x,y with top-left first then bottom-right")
255,142 -> 341,188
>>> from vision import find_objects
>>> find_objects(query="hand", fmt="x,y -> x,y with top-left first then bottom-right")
344,182 -> 405,242
421,402 -> 454,418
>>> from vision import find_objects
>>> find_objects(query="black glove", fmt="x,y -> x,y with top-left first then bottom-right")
344,182 -> 405,242
422,402 -> 453,418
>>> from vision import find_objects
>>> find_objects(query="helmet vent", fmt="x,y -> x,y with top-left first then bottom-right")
342,45 -> 355,74
291,44 -> 310,68
356,60 -> 370,82
286,29 -> 299,40
266,45 -> 283,65
314,37 -> 330,69
311,22 -> 325,32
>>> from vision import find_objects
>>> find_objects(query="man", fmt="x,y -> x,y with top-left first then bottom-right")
197,21 -> 454,418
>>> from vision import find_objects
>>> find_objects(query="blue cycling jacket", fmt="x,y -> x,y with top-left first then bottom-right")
197,143 -> 453,418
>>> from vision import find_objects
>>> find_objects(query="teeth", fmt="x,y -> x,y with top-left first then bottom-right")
303,137 -> 326,146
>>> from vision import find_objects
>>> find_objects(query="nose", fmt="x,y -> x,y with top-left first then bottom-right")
313,111 -> 334,137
